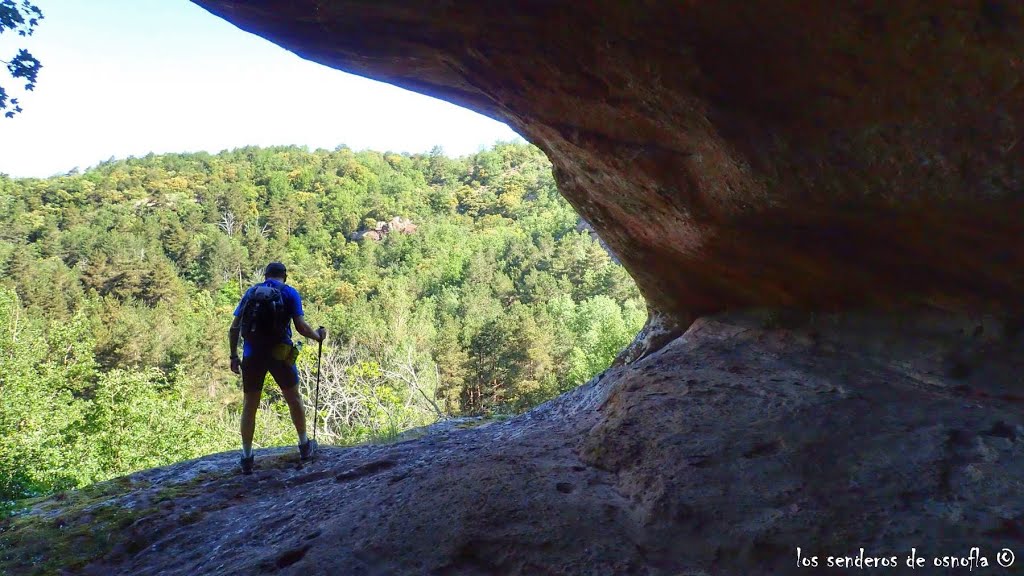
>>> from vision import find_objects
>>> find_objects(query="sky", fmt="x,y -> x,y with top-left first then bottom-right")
0,0 -> 521,178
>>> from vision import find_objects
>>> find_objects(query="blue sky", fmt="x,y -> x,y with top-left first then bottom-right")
0,0 -> 520,178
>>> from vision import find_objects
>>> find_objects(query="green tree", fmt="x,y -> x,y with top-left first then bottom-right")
0,142 -> 648,502
0,0 -> 43,118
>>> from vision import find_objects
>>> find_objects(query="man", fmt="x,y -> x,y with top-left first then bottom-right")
229,262 -> 326,474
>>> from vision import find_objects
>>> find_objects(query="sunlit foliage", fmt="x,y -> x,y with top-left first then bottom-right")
0,143 -> 645,501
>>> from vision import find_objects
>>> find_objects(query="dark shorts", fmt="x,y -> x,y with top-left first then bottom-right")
241,354 -> 299,394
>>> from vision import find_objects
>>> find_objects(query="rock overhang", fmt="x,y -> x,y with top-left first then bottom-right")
193,0 -> 1024,328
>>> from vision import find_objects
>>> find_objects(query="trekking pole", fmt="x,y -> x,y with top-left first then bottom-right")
312,328 -> 324,456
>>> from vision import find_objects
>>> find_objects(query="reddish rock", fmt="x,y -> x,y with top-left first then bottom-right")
193,0 -> 1024,332
6,313 -> 1023,575
13,4 -> 1014,575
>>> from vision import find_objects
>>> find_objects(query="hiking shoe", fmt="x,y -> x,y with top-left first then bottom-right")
299,439 -> 318,461
240,455 -> 254,475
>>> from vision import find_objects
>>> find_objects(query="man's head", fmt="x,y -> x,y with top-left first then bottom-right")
265,262 -> 287,282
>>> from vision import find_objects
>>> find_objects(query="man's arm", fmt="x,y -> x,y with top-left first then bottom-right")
228,316 -> 241,373
293,315 -> 326,342
229,316 -> 241,357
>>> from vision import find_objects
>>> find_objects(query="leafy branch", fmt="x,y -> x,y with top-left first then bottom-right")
0,0 -> 44,118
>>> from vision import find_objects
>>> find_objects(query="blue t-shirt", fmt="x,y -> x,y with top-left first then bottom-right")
234,279 -> 304,358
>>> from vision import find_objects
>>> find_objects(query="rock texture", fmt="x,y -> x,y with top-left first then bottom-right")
347,216 -> 417,242
8,3 -> 1020,575
4,314 -> 1023,575
192,0 -> 1024,331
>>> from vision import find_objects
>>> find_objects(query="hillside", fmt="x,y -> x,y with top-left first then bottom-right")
0,142 -> 644,503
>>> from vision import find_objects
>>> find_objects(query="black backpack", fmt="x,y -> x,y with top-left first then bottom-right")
238,284 -> 289,350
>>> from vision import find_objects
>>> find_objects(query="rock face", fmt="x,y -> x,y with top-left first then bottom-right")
347,216 -> 417,242
7,3 -> 1019,575
5,314 -> 1023,575
192,0 -> 1024,331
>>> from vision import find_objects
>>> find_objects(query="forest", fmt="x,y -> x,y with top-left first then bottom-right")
0,142 -> 645,503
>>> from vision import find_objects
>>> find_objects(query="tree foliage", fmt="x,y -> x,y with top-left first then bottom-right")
0,0 -> 43,118
0,142 -> 645,502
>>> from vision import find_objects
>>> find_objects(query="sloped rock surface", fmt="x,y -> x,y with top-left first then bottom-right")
6,313 -> 1023,575
193,0 -> 1024,330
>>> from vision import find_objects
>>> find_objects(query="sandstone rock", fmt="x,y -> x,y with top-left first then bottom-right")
17,3 -> 1015,574
383,216 -> 417,235
193,0 -> 1024,331
346,216 -> 416,242
6,314 -> 1023,574
346,229 -> 380,242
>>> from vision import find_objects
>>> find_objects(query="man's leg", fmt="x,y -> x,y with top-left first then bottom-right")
271,361 -> 313,455
240,389 -> 261,456
239,357 -> 267,470
279,383 -> 307,440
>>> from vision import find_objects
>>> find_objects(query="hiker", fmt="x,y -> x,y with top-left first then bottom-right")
228,262 -> 326,474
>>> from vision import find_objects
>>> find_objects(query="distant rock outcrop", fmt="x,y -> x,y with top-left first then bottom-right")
346,216 -> 417,242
